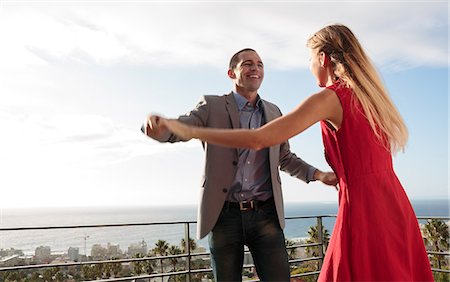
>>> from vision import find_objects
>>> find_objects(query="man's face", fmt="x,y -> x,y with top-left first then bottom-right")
229,50 -> 264,93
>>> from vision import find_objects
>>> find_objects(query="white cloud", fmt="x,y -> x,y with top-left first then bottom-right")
0,109 -> 202,207
0,2 -> 447,70
0,110 -> 195,169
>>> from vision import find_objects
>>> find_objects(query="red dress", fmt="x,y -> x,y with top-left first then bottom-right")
318,82 -> 433,281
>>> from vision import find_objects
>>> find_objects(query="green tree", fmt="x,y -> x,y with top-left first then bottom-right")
4,271 -> 21,282
423,218 -> 449,282
285,238 -> 297,260
54,271 -> 65,281
42,267 -> 59,281
132,253 -> 144,276
168,245 -> 182,271
110,258 -> 123,278
305,224 -> 331,257
181,237 -> 197,253
143,256 -> 155,275
291,267 -> 319,282
82,265 -> 95,280
423,219 -> 449,269
31,272 -> 42,281
93,263 -> 105,279
153,239 -> 169,277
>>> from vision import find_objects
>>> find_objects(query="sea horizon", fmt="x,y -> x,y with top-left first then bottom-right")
2,197 -> 448,213
0,198 -> 448,256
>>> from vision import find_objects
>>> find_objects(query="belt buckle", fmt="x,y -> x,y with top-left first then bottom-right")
239,200 -> 254,211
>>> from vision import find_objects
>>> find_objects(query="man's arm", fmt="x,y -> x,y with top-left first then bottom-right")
278,139 -> 338,187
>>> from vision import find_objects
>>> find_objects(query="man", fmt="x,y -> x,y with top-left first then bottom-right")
142,48 -> 337,281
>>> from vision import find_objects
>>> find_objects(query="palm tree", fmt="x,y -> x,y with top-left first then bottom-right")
132,253 -> 144,276
153,239 -> 169,277
181,237 -> 197,253
305,224 -> 331,257
285,238 -> 297,260
423,219 -> 449,269
143,256 -> 155,275
168,245 -> 182,271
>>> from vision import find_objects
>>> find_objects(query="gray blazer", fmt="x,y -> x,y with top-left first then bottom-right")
149,93 -> 314,239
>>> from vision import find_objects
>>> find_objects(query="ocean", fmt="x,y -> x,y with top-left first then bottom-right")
0,199 -> 448,256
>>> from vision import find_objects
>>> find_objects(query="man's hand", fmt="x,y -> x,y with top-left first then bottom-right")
314,170 -> 339,190
144,114 -> 167,139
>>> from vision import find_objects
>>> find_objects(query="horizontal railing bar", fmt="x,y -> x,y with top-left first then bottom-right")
287,242 -> 322,249
0,253 -> 213,274
0,252 -> 204,272
289,256 -> 323,263
431,268 -> 450,273
427,251 -> 450,255
0,220 -> 197,232
1,215 -> 444,232
417,216 -> 450,220
89,269 -> 190,282
291,270 -> 322,277
285,215 -> 337,220
189,268 -> 213,274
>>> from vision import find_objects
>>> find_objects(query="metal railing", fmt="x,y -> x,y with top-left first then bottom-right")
0,215 -> 448,281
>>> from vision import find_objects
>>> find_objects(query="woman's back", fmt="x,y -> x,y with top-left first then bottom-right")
318,82 -> 433,281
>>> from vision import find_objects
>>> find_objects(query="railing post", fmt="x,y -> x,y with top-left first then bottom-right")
317,217 -> 324,270
184,223 -> 191,282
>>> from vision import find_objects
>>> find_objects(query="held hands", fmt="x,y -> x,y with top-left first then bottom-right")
144,114 -> 167,139
314,170 -> 339,191
158,118 -> 194,141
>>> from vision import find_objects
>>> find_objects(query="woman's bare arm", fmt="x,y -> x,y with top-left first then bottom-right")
162,88 -> 342,150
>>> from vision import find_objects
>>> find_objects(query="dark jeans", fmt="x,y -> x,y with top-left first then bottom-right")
208,198 -> 290,281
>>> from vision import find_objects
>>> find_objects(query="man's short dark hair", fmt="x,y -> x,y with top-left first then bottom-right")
229,48 -> 256,70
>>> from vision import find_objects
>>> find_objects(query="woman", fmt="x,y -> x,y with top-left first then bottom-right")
158,24 -> 433,281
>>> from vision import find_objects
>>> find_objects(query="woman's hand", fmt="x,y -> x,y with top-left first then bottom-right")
159,118 -> 194,141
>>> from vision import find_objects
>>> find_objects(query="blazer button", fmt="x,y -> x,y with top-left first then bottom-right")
232,161 -> 238,166
222,188 -> 228,193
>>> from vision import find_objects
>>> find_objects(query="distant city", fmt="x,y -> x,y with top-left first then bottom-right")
0,239 -> 208,267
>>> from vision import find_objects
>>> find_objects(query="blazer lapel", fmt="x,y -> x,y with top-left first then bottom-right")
262,100 -> 278,123
261,100 -> 280,168
225,93 -> 240,129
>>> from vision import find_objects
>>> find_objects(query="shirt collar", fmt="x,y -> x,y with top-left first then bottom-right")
232,91 -> 263,111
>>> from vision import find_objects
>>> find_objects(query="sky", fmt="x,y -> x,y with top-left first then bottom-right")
0,0 -> 448,209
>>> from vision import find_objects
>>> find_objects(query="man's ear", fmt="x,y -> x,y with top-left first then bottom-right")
227,69 -> 236,79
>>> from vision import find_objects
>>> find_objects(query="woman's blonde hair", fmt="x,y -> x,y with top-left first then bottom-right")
307,24 -> 408,153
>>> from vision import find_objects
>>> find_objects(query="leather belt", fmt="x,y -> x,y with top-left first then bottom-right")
225,198 -> 273,211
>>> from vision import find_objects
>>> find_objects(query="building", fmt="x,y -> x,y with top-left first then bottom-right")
128,240 -> 147,257
35,246 -> 51,263
106,243 -> 123,259
68,247 -> 79,262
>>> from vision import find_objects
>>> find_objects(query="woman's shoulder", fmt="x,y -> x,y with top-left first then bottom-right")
326,81 -> 353,102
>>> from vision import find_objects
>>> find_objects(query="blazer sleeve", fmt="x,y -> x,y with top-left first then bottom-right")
279,139 -> 316,183
271,105 -> 316,183
142,96 -> 209,143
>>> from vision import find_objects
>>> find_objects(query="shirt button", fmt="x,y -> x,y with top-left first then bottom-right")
244,178 -> 248,182
222,188 -> 228,193
247,161 -> 251,164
